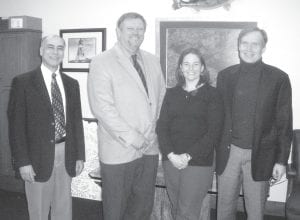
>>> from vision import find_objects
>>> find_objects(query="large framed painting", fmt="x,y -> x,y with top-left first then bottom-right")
157,21 -> 257,87
59,28 -> 106,72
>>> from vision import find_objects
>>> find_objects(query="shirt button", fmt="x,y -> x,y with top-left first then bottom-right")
51,140 -> 54,143
51,122 -> 55,126
227,145 -> 231,149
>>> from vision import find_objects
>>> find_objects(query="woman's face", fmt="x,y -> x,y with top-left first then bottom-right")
180,53 -> 203,84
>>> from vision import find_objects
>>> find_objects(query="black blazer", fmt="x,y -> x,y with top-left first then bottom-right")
216,62 -> 293,181
8,67 -> 85,182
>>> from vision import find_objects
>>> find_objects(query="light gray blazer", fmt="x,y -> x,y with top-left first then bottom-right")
88,43 -> 166,164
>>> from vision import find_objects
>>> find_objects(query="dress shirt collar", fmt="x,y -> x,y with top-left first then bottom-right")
41,63 -> 62,82
40,63 -> 66,113
116,42 -> 142,63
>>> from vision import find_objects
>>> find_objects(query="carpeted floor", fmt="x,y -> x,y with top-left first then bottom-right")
0,189 -> 102,220
0,189 -> 285,220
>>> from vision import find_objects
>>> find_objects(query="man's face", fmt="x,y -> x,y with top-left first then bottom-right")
238,31 -> 266,63
40,36 -> 65,71
117,18 -> 145,54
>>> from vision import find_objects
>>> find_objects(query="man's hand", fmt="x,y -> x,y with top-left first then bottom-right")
75,160 -> 84,176
272,163 -> 286,183
19,165 -> 36,183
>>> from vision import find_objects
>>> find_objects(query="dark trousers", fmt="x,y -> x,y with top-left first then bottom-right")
101,154 -> 159,220
286,183 -> 300,220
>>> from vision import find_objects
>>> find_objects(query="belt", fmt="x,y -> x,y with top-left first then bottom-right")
55,136 -> 66,144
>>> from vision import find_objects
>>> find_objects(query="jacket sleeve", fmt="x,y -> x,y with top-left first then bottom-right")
275,75 -> 293,164
187,89 -> 224,159
87,57 -> 146,149
7,77 -> 31,169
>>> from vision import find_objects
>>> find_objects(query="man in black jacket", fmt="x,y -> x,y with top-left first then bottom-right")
216,27 -> 292,220
8,35 -> 85,220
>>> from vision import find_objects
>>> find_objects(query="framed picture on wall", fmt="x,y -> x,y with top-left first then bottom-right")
59,28 -> 106,72
156,21 -> 257,87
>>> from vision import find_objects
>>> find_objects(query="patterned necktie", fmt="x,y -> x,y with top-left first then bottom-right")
51,73 -> 66,141
131,54 -> 148,95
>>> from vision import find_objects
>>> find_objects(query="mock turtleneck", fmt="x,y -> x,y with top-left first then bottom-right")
231,59 -> 263,149
240,59 -> 263,74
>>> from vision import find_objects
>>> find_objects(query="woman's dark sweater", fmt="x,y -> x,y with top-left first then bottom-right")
156,84 -> 224,166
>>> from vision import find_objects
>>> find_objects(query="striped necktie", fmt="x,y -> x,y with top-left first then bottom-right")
131,54 -> 148,95
51,73 -> 66,141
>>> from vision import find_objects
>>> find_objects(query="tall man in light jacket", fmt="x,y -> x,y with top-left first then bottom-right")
88,12 -> 166,220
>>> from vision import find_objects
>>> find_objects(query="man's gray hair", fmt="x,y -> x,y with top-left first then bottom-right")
40,35 -> 66,48
238,27 -> 268,47
116,12 -> 147,30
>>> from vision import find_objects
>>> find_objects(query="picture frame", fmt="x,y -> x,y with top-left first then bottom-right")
156,21 -> 257,87
59,28 -> 106,72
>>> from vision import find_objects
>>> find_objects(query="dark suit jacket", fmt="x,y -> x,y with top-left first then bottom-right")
8,67 -> 85,182
216,62 -> 293,181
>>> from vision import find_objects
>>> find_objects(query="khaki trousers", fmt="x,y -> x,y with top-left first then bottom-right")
217,144 -> 269,220
25,142 -> 72,220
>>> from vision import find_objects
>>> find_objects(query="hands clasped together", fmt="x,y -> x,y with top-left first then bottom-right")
167,152 -> 192,170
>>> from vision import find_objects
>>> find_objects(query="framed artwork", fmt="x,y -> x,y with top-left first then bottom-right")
157,21 -> 257,87
59,28 -> 106,72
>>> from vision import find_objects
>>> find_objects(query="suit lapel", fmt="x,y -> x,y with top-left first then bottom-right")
252,65 -> 266,144
114,46 -> 149,99
140,51 -> 154,99
228,68 -> 240,114
31,68 -> 53,113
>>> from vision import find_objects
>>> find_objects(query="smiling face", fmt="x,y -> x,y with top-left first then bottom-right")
180,53 -> 204,84
116,18 -> 145,54
238,31 -> 266,63
40,36 -> 65,72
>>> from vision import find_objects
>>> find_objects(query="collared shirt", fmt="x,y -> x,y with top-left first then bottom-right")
41,64 -> 66,117
116,42 -> 146,72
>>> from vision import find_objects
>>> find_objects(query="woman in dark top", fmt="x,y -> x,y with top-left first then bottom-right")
156,48 -> 223,220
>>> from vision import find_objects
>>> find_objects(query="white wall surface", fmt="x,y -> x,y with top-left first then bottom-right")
1,0 -> 300,202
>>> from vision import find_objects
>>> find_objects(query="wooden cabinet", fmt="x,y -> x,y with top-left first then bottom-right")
0,29 -> 41,192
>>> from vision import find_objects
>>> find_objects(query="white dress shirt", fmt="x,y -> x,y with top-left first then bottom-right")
41,64 -> 66,117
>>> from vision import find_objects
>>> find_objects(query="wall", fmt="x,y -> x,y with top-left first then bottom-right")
1,0 -> 300,202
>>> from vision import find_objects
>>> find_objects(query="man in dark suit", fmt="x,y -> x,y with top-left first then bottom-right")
8,35 -> 85,220
216,27 -> 293,220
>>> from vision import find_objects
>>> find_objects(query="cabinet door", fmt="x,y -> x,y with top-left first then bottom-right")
0,30 -> 41,191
